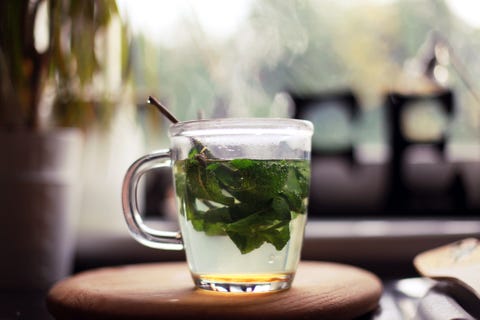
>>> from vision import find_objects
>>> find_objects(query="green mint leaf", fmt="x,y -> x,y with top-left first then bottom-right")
230,158 -> 254,169
226,231 -> 265,254
204,221 -> 227,236
175,156 -> 310,255
261,221 -> 290,251
185,158 -> 234,206
226,210 -> 291,254
271,196 -> 291,220
219,160 -> 289,203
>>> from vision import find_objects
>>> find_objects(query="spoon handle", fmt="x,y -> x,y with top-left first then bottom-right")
147,96 -> 179,124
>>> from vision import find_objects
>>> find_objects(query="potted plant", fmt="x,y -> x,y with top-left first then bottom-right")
0,0 -> 127,291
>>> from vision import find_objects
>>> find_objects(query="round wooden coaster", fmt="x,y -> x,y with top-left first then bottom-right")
47,261 -> 382,320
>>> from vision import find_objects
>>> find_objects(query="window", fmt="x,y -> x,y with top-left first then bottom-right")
113,0 -> 479,219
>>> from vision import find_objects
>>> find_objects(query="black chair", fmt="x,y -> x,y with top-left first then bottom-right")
384,90 -> 468,215
291,90 -> 360,163
291,91 -> 389,217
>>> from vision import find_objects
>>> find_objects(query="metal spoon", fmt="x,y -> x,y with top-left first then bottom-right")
147,96 -> 179,124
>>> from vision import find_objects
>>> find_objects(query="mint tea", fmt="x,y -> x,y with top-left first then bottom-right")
123,118 -> 313,293
174,147 -> 310,292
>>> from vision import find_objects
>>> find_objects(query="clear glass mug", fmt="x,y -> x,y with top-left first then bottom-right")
122,118 -> 313,293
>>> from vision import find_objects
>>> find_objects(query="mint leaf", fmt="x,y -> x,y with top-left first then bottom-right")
262,221 -> 290,251
225,205 -> 291,254
271,196 -> 291,219
175,155 -> 310,254
185,156 -> 234,206
230,158 -> 254,169
217,160 -> 289,203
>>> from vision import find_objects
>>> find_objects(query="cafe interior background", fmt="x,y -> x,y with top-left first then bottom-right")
1,0 -> 480,316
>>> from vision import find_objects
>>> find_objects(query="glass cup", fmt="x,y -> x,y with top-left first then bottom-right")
122,118 -> 313,293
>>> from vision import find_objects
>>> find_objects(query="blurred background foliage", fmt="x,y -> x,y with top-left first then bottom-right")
123,0 -> 480,149
3,0 -> 478,144
0,0 -> 130,131
2,0 -> 479,143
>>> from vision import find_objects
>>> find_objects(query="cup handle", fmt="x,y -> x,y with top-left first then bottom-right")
121,149 -> 183,250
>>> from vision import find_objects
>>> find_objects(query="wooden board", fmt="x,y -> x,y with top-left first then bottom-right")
47,261 -> 382,320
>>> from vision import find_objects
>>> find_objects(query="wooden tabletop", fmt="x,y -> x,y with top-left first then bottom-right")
47,261 -> 382,320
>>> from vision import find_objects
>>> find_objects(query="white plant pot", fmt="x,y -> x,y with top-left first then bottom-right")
0,129 -> 83,291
